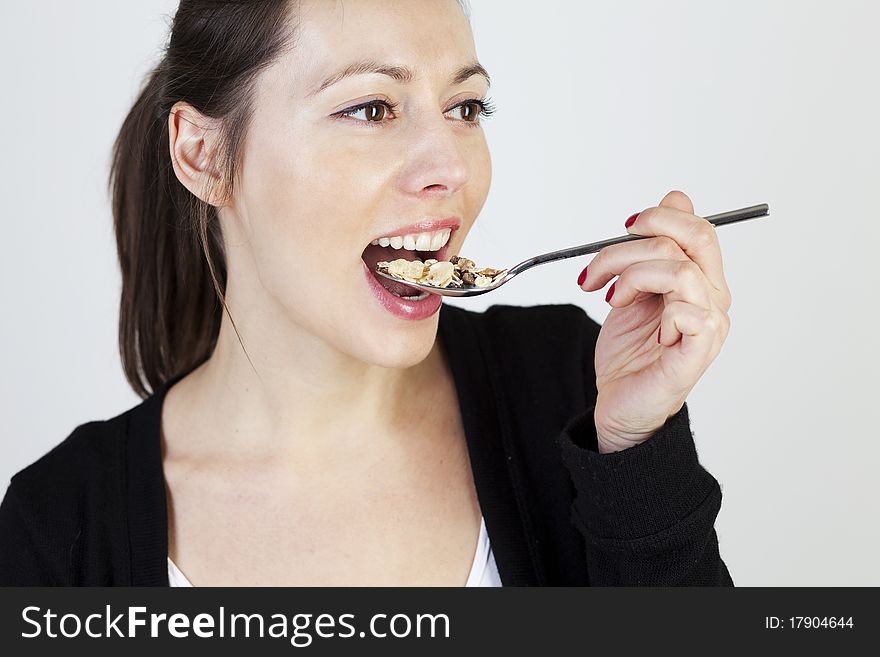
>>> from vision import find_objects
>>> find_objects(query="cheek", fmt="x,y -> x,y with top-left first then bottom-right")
235,133 -> 380,305
463,139 -> 492,214
476,144 -> 492,193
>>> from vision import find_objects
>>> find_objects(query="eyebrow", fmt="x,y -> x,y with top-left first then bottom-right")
308,59 -> 491,97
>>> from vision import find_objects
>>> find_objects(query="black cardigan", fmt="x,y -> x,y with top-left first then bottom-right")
0,302 -> 733,586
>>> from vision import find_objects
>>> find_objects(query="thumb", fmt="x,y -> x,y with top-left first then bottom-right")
658,189 -> 695,214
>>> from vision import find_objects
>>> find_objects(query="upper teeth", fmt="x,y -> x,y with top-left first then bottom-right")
371,228 -> 452,251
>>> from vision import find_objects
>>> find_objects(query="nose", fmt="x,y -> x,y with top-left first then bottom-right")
397,118 -> 470,199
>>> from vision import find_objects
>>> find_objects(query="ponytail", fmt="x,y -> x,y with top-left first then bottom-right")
109,61 -> 224,399
108,0 -> 296,398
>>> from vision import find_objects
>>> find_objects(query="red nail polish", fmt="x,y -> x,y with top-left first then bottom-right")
658,327 -> 662,343
577,266 -> 588,286
625,212 -> 640,228
605,282 -> 616,303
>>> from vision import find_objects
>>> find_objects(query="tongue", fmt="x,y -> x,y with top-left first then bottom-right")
362,243 -> 426,296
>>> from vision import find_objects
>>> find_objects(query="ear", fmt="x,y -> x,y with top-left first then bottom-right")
168,101 -> 225,206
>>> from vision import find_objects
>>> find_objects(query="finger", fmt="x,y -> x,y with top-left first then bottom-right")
658,300 -> 722,378
658,299 -> 712,345
626,202 -> 729,302
659,189 -> 694,214
606,259 -> 713,310
579,235 -> 690,292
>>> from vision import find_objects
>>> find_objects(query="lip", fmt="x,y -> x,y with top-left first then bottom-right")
370,216 -> 462,243
362,259 -> 443,320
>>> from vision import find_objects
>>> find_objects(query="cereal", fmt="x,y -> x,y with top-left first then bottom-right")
423,260 -> 455,287
376,254 -> 507,290
386,259 -> 427,281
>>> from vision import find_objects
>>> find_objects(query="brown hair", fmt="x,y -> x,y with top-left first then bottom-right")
109,0 -> 297,398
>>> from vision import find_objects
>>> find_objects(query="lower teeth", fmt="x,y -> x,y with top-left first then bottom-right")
394,290 -> 430,301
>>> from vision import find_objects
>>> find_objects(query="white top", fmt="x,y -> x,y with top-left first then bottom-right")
168,515 -> 502,587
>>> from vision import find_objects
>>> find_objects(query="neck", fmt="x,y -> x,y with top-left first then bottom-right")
163,306 -> 448,474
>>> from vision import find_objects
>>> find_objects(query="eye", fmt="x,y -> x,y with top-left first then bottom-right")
447,98 -> 496,123
337,99 -> 399,123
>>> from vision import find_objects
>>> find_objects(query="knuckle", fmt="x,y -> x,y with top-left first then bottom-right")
654,235 -> 682,260
695,222 -> 718,251
685,219 -> 715,250
639,206 -> 659,223
703,308 -> 719,330
667,299 -> 687,316
722,288 -> 733,311
675,259 -> 700,281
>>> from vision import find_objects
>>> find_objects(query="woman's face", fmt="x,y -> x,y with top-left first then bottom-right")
221,0 -> 491,369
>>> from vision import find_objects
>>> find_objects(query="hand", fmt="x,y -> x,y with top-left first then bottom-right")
577,190 -> 732,454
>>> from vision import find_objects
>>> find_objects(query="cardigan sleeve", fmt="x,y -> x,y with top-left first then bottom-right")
0,480 -> 58,586
555,401 -> 734,586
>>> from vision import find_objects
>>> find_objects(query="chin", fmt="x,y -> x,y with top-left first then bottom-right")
357,317 -> 439,369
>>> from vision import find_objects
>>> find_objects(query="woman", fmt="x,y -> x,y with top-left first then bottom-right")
0,0 -> 733,586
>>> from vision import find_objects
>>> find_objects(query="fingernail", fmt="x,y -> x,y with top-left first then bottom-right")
658,327 -> 662,343
577,266 -> 588,286
605,282 -> 616,303
625,212 -> 640,228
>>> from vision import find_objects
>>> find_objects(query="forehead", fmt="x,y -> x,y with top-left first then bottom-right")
291,0 -> 478,93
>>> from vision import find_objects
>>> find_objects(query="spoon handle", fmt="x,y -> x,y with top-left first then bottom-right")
507,203 -> 769,276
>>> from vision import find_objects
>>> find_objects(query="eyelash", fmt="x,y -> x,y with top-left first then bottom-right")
335,97 -> 497,127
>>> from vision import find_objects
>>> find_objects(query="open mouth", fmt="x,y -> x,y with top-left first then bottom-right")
361,228 -> 454,298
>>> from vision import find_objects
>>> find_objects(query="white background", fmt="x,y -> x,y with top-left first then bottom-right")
1,1 -> 877,585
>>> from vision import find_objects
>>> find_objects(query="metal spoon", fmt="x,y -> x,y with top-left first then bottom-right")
374,203 -> 770,298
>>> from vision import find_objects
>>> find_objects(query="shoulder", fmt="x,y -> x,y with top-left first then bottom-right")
6,406 -> 133,497
1,398 -> 145,540
0,402 -> 143,584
